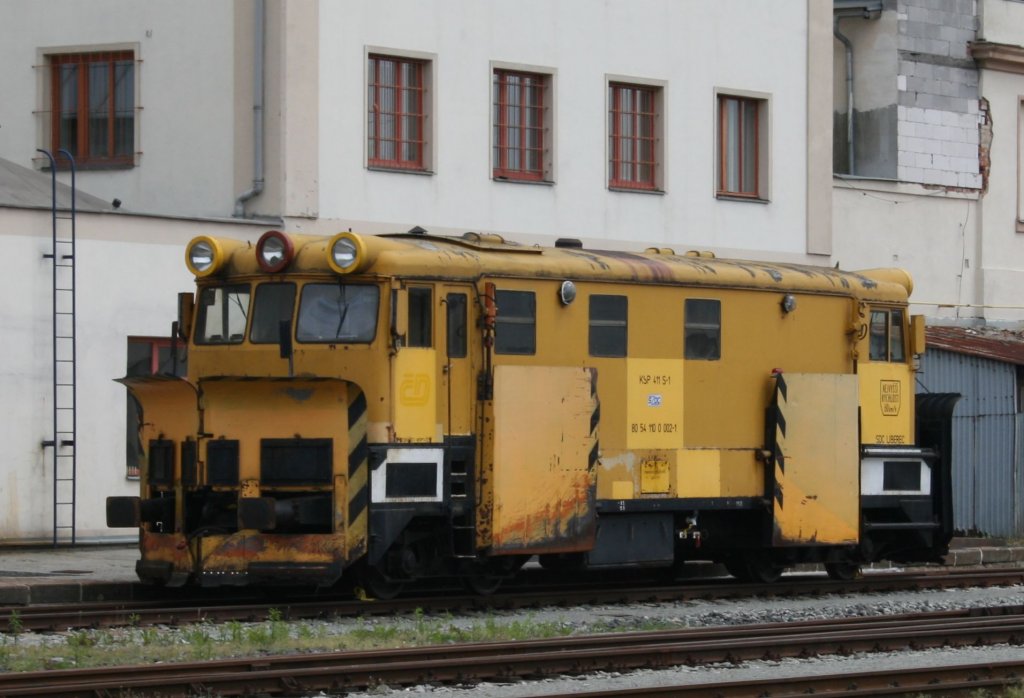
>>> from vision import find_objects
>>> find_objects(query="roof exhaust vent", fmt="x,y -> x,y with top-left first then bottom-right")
555,238 -> 583,249
408,225 -> 427,235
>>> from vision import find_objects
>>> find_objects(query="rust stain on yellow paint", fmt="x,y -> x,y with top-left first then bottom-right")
140,531 -> 191,575
198,532 -> 348,574
490,365 -> 598,554
770,373 -> 859,546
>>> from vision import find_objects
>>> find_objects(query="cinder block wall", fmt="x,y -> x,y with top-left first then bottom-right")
896,0 -> 983,189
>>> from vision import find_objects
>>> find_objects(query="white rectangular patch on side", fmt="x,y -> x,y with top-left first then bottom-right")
861,457 -> 931,496
371,447 -> 444,503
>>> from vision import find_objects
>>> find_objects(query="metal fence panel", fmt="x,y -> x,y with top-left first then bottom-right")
918,349 -> 1021,537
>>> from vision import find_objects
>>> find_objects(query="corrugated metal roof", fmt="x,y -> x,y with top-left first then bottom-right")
926,325 -> 1024,366
0,157 -> 111,212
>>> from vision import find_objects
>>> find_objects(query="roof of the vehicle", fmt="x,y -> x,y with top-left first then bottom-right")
219,230 -> 914,302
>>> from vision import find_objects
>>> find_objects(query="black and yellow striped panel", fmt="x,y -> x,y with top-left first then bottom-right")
588,367 -> 600,470
771,372 -> 788,510
768,372 -> 860,547
346,386 -> 369,560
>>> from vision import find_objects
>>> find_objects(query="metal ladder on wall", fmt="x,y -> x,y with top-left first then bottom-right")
38,148 -> 77,546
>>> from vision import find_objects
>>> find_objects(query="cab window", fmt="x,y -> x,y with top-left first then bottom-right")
495,290 -> 536,355
249,283 -> 296,344
589,295 -> 627,357
446,293 -> 468,358
869,308 -> 906,362
890,309 -> 905,362
296,283 -> 379,343
195,284 -> 250,345
684,299 -> 721,360
408,287 -> 433,348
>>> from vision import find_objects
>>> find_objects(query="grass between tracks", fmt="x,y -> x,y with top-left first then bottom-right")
4,614 -> 1024,697
0,607 -> 624,672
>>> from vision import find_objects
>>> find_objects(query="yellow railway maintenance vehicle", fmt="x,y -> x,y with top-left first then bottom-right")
108,229 -> 959,593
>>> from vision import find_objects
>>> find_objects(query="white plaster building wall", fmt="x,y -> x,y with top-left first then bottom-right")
0,0 -> 238,218
0,210 -> 263,542
317,0 -> 815,257
974,0 -> 1024,323
978,0 -> 1024,44
832,181 -> 980,321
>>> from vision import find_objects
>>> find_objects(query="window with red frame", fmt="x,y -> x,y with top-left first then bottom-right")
50,51 -> 135,167
608,83 -> 658,190
493,70 -> 546,181
368,54 -> 426,170
718,95 -> 760,197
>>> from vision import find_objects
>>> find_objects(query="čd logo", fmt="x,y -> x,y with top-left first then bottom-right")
400,373 -> 431,406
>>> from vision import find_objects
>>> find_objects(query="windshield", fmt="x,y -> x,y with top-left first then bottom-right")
250,282 -> 296,344
195,284 -> 250,344
297,283 -> 379,343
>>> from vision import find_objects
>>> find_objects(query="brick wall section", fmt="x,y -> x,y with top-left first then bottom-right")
896,0 -> 983,188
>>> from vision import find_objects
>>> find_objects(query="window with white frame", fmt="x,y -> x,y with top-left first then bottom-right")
367,52 -> 433,171
608,81 -> 663,191
492,68 -> 550,181
716,92 -> 769,200
44,49 -> 137,168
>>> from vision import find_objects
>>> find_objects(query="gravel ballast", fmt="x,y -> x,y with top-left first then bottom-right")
337,574 -> 1024,697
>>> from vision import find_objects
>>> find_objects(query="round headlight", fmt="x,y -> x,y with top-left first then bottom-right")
559,280 -> 577,306
185,236 -> 223,277
190,241 -> 214,270
333,238 -> 357,268
327,232 -> 368,275
256,230 -> 294,273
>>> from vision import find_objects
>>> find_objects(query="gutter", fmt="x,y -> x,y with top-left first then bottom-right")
833,0 -> 883,176
234,0 -> 265,217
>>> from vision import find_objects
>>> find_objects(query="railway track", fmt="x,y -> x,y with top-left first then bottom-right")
3,566 -> 1024,632
537,661 -> 1024,697
1,605 -> 1023,696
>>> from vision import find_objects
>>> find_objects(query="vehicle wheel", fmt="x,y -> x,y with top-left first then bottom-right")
357,566 -> 405,601
745,556 -> 784,584
464,571 -> 503,595
825,561 -> 860,581
724,559 -> 752,582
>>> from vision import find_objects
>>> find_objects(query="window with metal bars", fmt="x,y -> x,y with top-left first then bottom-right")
717,94 -> 764,198
49,51 -> 135,167
608,82 -> 659,191
368,54 -> 427,171
493,69 -> 547,181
